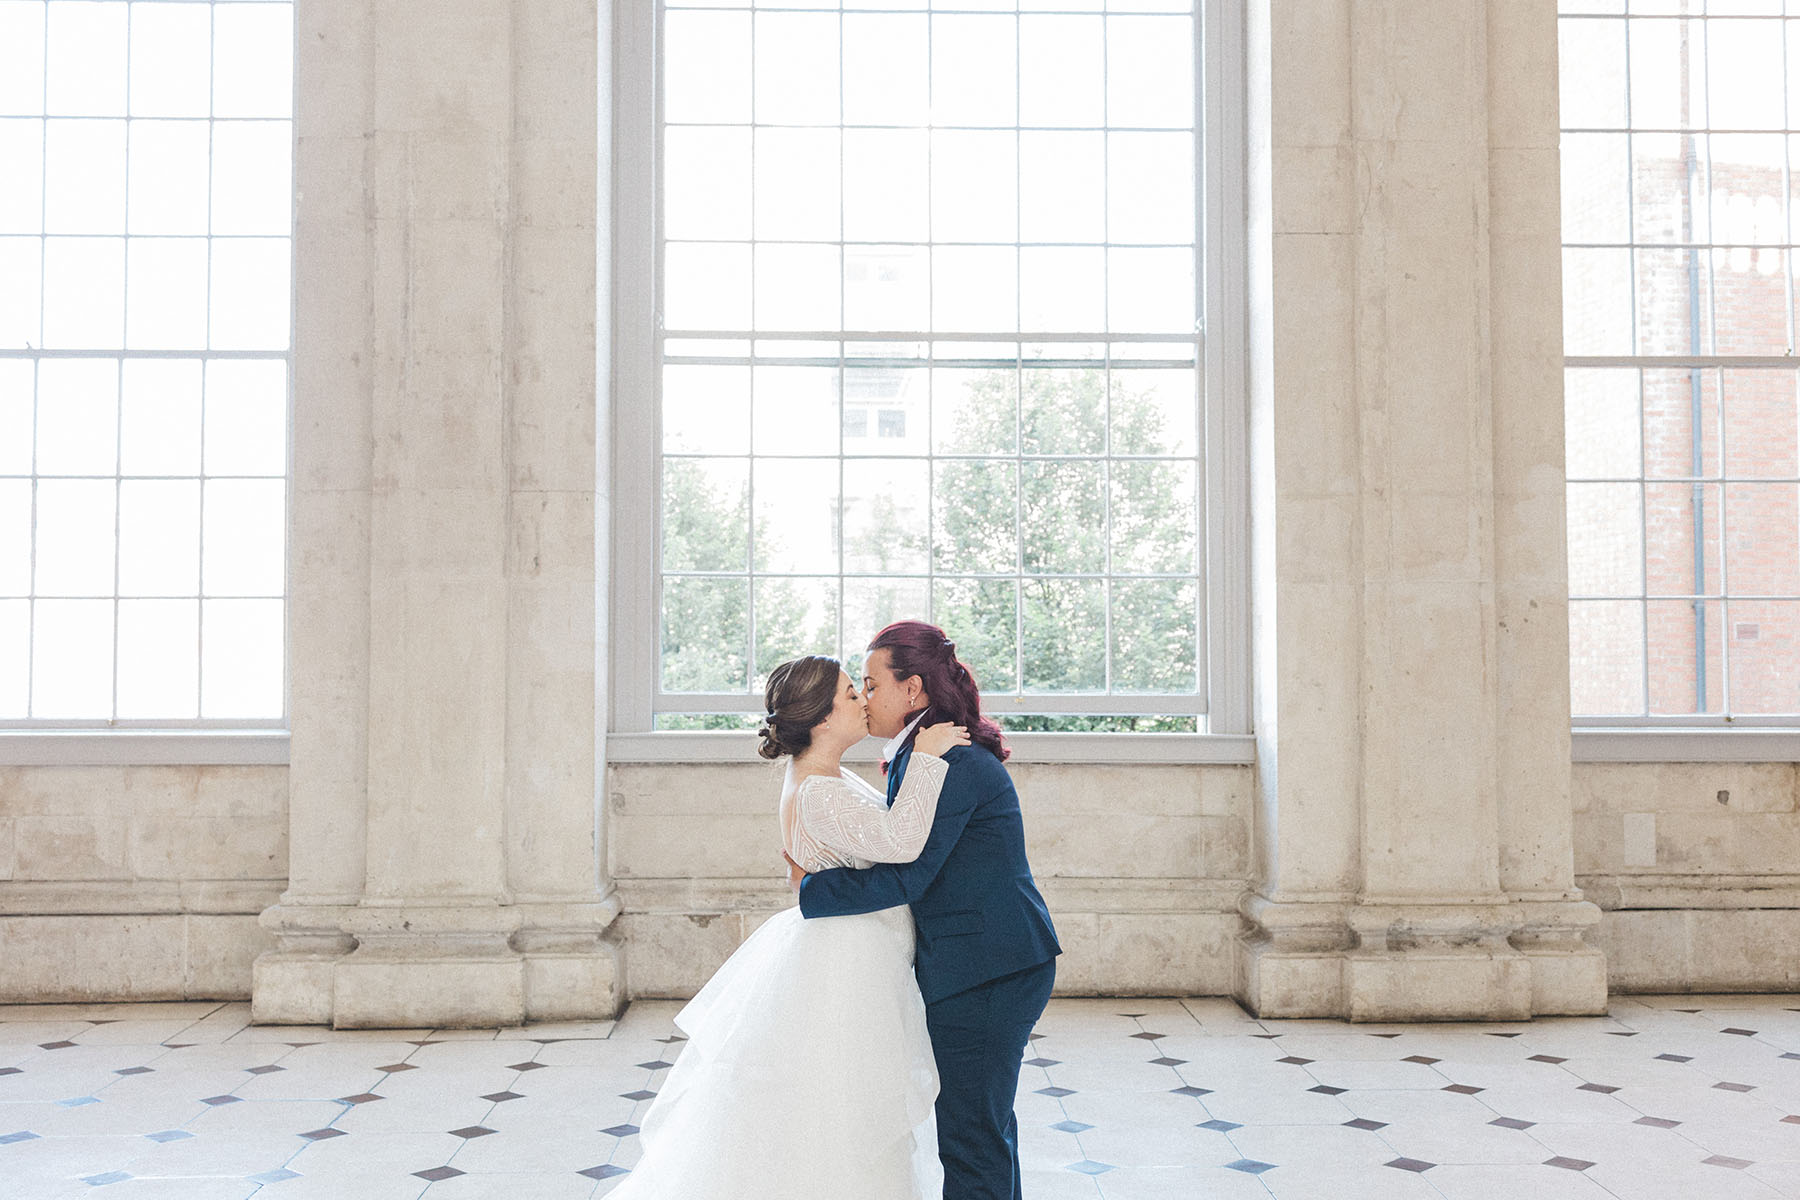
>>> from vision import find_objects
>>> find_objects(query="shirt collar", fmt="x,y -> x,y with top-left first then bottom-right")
883,711 -> 927,763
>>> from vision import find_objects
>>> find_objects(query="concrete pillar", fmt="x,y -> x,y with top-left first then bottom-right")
1239,0 -> 1606,1020
254,0 -> 619,1027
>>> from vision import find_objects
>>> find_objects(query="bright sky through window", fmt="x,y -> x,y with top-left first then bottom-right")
0,0 -> 293,725
653,0 -> 1209,732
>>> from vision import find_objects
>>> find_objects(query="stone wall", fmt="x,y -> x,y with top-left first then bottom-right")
608,762 -> 1253,998
1575,762 -> 1800,993
0,766 -> 283,1001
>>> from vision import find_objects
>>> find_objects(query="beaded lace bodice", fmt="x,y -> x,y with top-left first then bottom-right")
783,752 -> 949,874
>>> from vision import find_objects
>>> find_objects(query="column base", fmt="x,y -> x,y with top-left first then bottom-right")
254,896 -> 624,1026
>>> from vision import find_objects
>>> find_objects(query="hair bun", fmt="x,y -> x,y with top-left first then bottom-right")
756,719 -> 785,761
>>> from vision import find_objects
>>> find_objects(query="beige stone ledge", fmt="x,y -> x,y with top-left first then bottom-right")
0,880 -> 282,916
0,912 -> 268,1001
1578,873 -> 1800,911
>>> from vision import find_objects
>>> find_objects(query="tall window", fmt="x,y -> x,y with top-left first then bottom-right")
0,1 -> 293,727
623,0 -> 1238,736
1561,2 -> 1800,724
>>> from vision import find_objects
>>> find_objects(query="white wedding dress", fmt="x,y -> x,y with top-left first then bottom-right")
605,753 -> 949,1200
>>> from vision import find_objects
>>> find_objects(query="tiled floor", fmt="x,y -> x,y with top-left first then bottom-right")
1,996 -> 1798,1199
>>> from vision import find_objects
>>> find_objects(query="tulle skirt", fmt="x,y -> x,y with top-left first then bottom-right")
606,904 -> 942,1200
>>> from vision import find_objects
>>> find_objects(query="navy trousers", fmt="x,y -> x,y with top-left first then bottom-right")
925,957 -> 1057,1200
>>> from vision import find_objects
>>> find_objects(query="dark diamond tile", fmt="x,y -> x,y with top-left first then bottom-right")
144,1131 -> 191,1143
1036,1086 -> 1076,1098
162,1044 -> 193,1050
1251,1033 -> 1281,1040
38,1041 -> 75,1050
1225,1159 -> 1276,1175
1403,1055 -> 1440,1065
1118,1012 -> 1147,1018
1308,1085 -> 1347,1095
82,1172 -> 131,1186
1656,1053 -> 1693,1063
1386,1158 -> 1434,1173
1065,1160 -> 1114,1176
578,1165 -> 629,1181
508,1062 -> 547,1072
1545,1156 -> 1596,1171
1277,1056 -> 1314,1066
1170,1085 -> 1213,1097
620,1090 -> 656,1102
655,1035 -> 686,1045
1703,1156 -> 1753,1169
58,1097 -> 99,1108
601,1124 -> 640,1138
284,1042 -> 320,1048
1025,1057 -> 1061,1068
1673,1009 -> 1700,1014
86,1020 -> 117,1025
1442,1084 -> 1484,1095
481,1091 -> 524,1103
244,1065 -> 284,1075
299,1129 -> 345,1141
1606,1030 -> 1640,1036
1200,1119 -> 1243,1132
113,1067 -> 153,1076
1129,1032 -> 1165,1041
636,1061 -> 674,1071
1720,1027 -> 1757,1036
1486,1032 -> 1521,1038
413,1167 -> 464,1182
1344,1118 -> 1387,1132
448,1126 -> 496,1140
249,1170 -> 300,1185
1783,1116 -> 1800,1126
0,1131 -> 41,1145
1370,1033 -> 1403,1039
1050,1120 -> 1094,1134
0,1068 -> 19,1077
1528,1054 -> 1567,1064
1149,1057 -> 1188,1067
199,1095 -> 240,1106
376,1063 -> 417,1074
1635,1116 -> 1682,1129
1715,1081 -> 1755,1093
1782,1052 -> 1800,1061
407,1040 -> 438,1047
337,1093 -> 383,1105
1577,1083 -> 1619,1094
1489,1117 -> 1535,1131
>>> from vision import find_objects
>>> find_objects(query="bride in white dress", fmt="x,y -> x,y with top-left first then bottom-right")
606,654 -> 970,1199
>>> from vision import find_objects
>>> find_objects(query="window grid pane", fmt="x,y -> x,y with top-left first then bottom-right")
1562,9 -> 1800,720
0,0 -> 293,726
656,0 -> 1204,725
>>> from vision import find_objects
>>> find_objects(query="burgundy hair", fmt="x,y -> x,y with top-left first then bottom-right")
868,619 -> 1009,761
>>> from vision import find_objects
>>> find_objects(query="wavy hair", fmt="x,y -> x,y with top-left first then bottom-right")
868,620 -> 1008,761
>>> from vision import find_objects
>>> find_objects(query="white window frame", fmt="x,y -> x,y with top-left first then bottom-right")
1560,8 -> 1800,763
0,1 -> 296,767
607,0 -> 1251,764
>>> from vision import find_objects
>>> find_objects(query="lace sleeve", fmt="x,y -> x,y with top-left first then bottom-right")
797,754 -> 949,864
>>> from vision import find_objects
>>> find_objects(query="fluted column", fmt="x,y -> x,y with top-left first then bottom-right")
255,0 -> 618,1026
1239,0 -> 1605,1020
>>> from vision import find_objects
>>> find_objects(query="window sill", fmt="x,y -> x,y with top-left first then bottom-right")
0,730 -> 291,766
605,731 -> 1255,765
1573,727 -> 1800,763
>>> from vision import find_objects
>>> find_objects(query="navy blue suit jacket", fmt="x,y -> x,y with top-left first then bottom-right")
798,735 -> 1061,1005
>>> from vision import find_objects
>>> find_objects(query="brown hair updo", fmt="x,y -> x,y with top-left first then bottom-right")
757,655 -> 842,760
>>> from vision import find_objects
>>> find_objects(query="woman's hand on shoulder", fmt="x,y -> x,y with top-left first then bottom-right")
915,721 -> 971,757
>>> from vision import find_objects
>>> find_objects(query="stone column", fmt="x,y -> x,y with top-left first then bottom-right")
1238,0 -> 1606,1020
255,0 -> 619,1027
